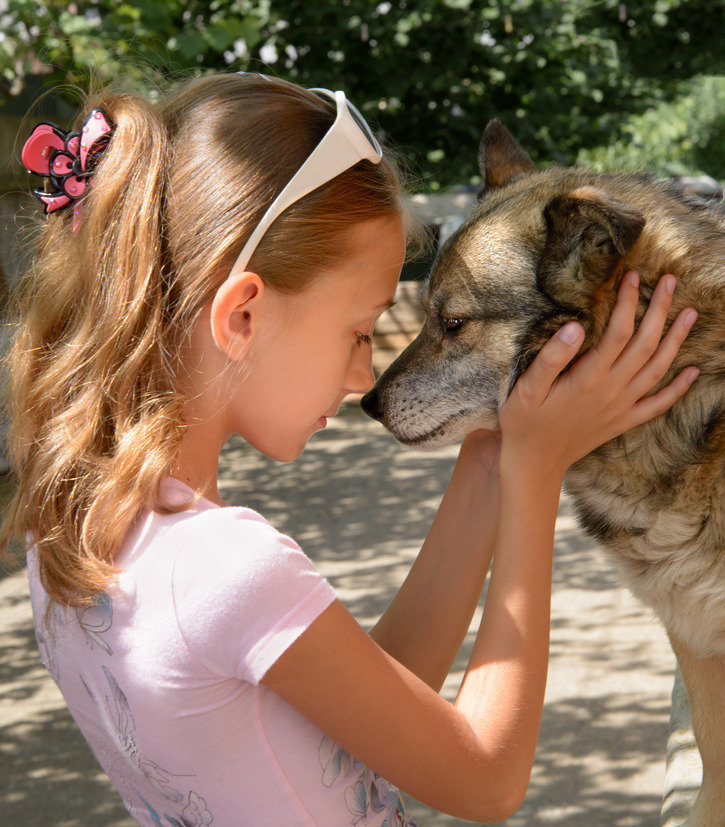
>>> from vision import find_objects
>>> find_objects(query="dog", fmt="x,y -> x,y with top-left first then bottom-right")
362,120 -> 725,825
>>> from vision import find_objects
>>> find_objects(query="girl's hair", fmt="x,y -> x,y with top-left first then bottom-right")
0,72 -> 418,608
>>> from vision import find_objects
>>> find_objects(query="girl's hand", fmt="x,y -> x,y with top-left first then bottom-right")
499,271 -> 700,480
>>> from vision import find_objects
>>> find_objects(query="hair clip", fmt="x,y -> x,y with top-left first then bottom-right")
21,108 -> 114,232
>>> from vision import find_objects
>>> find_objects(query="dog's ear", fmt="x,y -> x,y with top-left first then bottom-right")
541,186 -> 646,291
478,120 -> 536,198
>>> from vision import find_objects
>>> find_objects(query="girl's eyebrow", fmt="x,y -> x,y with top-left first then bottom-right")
374,299 -> 397,311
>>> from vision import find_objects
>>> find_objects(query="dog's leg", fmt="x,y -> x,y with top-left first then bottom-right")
669,634 -> 725,826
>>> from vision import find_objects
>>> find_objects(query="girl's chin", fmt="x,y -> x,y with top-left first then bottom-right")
266,441 -> 306,463
236,432 -> 304,464
240,421 -> 330,463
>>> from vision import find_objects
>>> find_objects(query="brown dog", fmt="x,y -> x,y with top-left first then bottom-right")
363,121 -> 725,825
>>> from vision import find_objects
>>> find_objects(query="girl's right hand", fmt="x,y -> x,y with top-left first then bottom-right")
498,271 -> 700,480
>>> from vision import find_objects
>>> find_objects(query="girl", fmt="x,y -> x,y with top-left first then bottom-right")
2,72 -> 700,825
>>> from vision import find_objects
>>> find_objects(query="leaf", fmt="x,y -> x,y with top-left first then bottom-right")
132,0 -> 175,31
175,30 -> 206,61
205,23 -> 236,52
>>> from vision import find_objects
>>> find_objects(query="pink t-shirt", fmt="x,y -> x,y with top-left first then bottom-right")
26,476 -> 415,826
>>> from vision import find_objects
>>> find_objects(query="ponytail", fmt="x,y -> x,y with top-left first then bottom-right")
0,91 -> 200,607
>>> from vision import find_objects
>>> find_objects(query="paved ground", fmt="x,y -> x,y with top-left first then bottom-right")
1,400 -> 680,826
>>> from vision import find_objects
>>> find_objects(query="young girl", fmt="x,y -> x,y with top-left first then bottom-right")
2,72 -> 700,825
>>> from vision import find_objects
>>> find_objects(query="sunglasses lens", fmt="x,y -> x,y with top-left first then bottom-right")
310,88 -> 381,156
346,99 -> 382,155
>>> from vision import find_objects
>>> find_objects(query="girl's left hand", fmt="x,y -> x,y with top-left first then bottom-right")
498,271 -> 699,479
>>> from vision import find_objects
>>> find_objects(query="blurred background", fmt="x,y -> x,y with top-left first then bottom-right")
1,1 -> 723,824
2,0 -> 724,289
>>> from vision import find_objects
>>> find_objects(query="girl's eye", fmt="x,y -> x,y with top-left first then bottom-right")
443,317 -> 465,332
355,332 -> 372,347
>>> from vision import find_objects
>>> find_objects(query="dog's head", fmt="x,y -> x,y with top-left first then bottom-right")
362,121 -> 646,447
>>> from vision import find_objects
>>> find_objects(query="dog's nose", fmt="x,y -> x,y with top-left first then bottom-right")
360,388 -> 384,421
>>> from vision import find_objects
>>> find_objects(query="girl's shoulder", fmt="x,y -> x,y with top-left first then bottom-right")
155,476 -> 318,587
110,476 -> 305,587
150,476 -> 277,546
158,479 -> 337,683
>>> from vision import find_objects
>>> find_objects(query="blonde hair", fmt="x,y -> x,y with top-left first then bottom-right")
0,72 -> 417,608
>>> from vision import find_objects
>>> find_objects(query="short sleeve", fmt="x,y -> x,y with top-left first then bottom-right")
171,508 -> 338,684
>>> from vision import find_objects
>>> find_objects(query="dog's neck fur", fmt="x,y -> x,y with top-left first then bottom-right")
565,177 -> 725,559
619,180 -> 725,313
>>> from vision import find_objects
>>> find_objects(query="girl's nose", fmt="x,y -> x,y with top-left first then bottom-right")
345,345 -> 375,395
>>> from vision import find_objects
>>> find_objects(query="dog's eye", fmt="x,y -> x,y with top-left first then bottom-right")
443,317 -> 465,332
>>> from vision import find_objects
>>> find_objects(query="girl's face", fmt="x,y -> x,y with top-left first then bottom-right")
231,215 -> 406,462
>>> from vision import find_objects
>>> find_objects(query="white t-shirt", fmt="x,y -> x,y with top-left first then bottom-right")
26,476 -> 415,826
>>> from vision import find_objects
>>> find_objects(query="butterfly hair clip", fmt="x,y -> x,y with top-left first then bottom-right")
21,108 -> 114,232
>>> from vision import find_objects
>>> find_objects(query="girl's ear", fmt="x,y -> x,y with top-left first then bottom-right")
209,272 -> 265,360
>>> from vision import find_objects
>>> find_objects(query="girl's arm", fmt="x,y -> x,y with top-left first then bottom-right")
265,453 -> 560,822
368,429 -> 502,692
262,272 -> 699,821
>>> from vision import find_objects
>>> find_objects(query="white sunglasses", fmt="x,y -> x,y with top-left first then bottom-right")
228,82 -> 383,279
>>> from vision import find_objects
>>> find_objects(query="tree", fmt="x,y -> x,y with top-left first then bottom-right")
2,0 -> 723,188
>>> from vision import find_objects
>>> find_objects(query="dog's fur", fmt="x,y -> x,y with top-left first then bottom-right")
364,121 -> 725,824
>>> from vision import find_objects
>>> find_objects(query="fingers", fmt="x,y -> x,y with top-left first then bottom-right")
513,270 -> 698,410
625,306 -> 698,399
592,271 -> 679,370
623,365 -> 700,431
592,270 -> 640,362
515,321 -> 584,406
612,273 -> 680,374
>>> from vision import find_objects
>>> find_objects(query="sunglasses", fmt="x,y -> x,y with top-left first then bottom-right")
228,77 -> 383,278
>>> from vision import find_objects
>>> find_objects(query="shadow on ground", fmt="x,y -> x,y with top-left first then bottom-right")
1,404 -> 674,825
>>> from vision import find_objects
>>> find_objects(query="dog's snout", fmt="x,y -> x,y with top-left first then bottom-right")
360,388 -> 384,421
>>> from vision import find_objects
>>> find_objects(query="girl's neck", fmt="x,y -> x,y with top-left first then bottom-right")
171,419 -> 230,508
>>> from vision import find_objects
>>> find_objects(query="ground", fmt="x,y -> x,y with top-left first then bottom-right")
0,400 -> 677,826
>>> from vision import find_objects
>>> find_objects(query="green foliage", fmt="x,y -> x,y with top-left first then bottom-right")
1,0 -> 723,188
577,75 -> 725,180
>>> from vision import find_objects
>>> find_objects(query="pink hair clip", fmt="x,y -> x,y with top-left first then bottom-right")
21,108 -> 114,232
